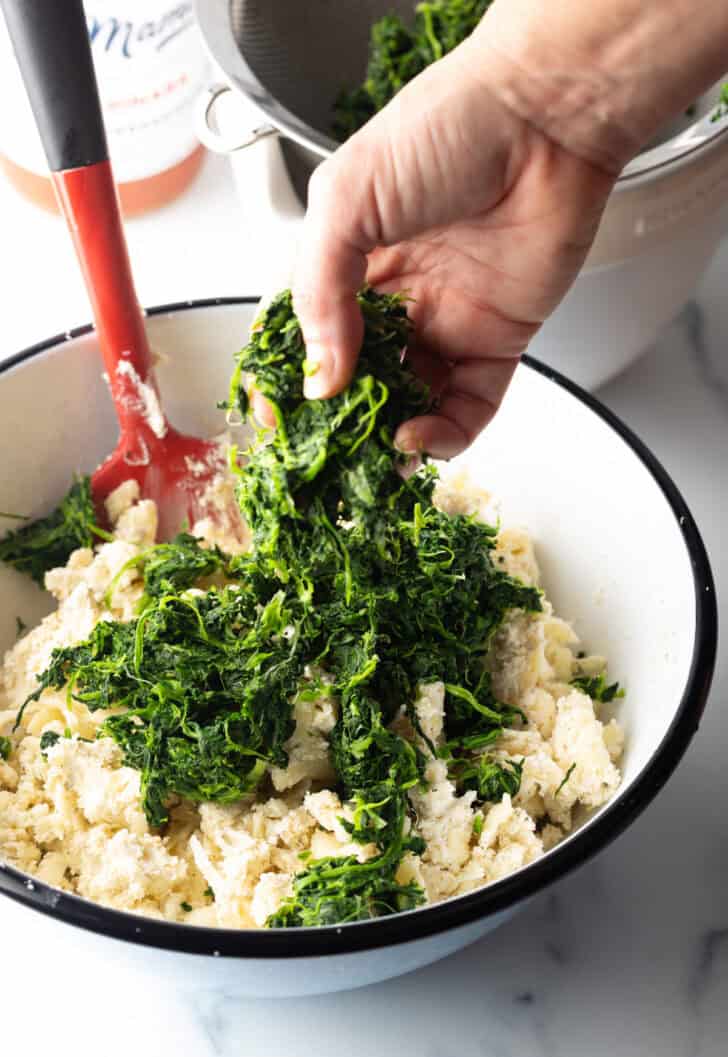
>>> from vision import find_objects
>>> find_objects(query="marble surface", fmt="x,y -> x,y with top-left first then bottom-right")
0,160 -> 726,1057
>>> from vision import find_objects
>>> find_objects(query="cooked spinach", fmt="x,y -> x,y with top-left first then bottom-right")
20,287 -> 540,927
555,762 -> 576,797
450,753 -> 524,803
0,476 -> 111,585
39,730 -> 61,755
18,585 -> 297,828
333,0 -> 493,139
571,672 -> 624,703
231,288 -> 540,923
106,532 -> 231,610
711,83 -> 728,122
268,850 -> 424,928
0,735 -> 11,760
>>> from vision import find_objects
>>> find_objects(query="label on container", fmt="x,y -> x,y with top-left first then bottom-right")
0,1 -> 209,182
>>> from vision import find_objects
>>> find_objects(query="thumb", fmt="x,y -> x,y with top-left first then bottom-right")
292,41 -> 514,400
292,152 -> 373,400
292,57 -> 446,400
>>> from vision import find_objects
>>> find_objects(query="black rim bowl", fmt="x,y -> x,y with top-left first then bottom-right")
0,297 -> 718,958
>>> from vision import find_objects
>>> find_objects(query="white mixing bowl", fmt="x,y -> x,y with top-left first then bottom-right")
0,300 -> 716,997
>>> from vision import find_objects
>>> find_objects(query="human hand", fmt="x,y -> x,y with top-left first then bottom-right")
290,0 -> 728,458
291,34 -> 615,458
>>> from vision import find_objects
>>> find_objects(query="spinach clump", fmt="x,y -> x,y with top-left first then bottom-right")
571,672 -> 624,704
0,476 -> 110,586
449,754 -> 524,802
18,288 -> 540,928
711,83 -> 728,123
232,288 -> 540,926
39,730 -> 62,755
333,0 -> 493,139
17,547 -> 297,828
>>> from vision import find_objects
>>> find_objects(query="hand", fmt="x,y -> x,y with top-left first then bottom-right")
292,36 -> 616,459
291,0 -> 728,458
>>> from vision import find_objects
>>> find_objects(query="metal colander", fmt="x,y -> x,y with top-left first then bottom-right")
196,0 -> 728,220
197,0 -> 726,170
197,0 -> 419,158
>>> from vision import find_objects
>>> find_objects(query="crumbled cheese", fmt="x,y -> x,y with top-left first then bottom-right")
304,789 -> 376,862
409,748 -> 477,903
494,526 -> 540,587
603,718 -> 625,762
270,692 -> 337,792
520,686 -> 557,739
190,471 -> 251,556
413,681 -> 445,747
434,470 -> 499,525
0,481 -> 625,928
114,499 -> 158,547
115,361 -> 167,440
104,479 -> 140,525
489,610 -> 551,704
551,691 -> 622,808
541,823 -> 564,852
474,794 -> 544,882
74,827 -> 187,910
251,872 -> 292,926
44,737 -> 147,835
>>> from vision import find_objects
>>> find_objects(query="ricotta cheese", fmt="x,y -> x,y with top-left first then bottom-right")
0,477 -> 625,927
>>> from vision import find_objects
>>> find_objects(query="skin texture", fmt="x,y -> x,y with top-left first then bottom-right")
285,0 -> 728,458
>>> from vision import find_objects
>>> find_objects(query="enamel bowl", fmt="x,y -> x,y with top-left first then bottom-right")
0,299 -> 716,997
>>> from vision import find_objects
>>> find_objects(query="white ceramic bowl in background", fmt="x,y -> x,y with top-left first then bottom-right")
0,300 -> 716,997
194,0 -> 728,390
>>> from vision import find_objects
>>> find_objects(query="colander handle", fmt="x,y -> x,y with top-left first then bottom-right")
197,84 -> 306,295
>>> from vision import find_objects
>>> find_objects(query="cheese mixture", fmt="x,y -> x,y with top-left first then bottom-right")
0,475 -> 623,928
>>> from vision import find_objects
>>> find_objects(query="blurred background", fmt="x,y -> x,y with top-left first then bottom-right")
2,0 -> 727,382
0,0 -> 249,353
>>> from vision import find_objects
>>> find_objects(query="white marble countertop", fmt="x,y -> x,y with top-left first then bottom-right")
0,157 -> 726,1057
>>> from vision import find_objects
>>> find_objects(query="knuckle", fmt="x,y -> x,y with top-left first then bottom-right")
290,287 -> 320,328
307,159 -> 340,211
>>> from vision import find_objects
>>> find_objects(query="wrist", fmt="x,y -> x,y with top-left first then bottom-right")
468,0 -> 728,174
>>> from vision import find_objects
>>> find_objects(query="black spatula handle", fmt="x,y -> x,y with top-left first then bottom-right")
1,0 -> 108,171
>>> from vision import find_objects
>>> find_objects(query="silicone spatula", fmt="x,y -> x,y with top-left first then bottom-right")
1,0 -> 229,539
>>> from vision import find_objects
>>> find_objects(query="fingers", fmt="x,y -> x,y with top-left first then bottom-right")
370,268 -> 540,362
249,387 -> 276,429
400,342 -> 451,398
395,355 -> 520,460
292,159 -> 371,401
371,277 -> 532,458
395,415 -> 470,461
292,45 -> 518,404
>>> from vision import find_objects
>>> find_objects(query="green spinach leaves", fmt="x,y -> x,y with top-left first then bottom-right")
19,288 -> 540,926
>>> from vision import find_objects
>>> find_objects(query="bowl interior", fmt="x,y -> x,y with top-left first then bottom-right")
455,366 -> 697,797
0,301 -> 699,886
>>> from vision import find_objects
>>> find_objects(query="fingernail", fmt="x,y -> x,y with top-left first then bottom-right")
394,427 -> 422,456
303,346 -> 332,399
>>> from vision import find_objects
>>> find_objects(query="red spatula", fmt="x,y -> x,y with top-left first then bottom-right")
2,0 -> 229,540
